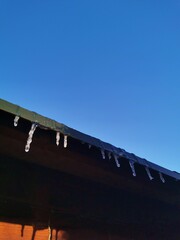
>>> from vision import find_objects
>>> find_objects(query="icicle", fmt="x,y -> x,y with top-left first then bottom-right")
108,152 -> 112,160
64,135 -> 68,148
14,115 -> 20,127
145,167 -> 153,180
56,132 -> 60,146
101,149 -> 106,159
159,172 -> 165,183
25,123 -> 37,152
129,160 -> 136,177
48,226 -> 52,240
21,225 -> 24,237
113,154 -> 120,167
88,144 -> 91,149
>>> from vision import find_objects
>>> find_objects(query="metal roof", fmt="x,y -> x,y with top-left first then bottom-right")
0,98 -> 180,181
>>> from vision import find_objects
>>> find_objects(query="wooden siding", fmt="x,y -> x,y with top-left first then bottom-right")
0,222 -> 128,240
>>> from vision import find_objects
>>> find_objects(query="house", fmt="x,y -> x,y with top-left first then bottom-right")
0,98 -> 180,240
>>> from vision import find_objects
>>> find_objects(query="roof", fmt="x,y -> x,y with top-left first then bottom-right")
0,98 -> 180,181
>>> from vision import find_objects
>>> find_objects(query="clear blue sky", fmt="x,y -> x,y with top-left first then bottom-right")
1,0 -> 180,172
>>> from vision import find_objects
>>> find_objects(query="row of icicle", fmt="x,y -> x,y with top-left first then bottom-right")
13,115 -> 165,183
14,116 -> 68,152
99,145 -> 165,183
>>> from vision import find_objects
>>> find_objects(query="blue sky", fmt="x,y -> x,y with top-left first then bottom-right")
1,0 -> 180,171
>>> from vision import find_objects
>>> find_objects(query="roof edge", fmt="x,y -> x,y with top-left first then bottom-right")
0,98 -> 179,181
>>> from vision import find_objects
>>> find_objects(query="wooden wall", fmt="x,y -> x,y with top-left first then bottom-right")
0,222 -> 72,240
0,221 -> 178,240
0,222 -> 128,240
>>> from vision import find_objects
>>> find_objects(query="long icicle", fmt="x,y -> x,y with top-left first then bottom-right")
101,149 -> 106,159
159,172 -> 165,183
113,154 -> 120,167
14,115 -> 20,127
129,160 -> 136,177
145,167 -> 153,180
64,135 -> 68,148
48,226 -> 52,240
25,123 -> 37,152
56,132 -> 60,146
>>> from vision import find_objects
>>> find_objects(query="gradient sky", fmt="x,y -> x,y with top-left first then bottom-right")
1,0 -> 180,172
